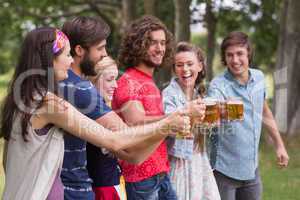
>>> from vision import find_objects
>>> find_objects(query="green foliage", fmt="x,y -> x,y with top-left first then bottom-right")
195,0 -> 281,71
155,0 -> 175,33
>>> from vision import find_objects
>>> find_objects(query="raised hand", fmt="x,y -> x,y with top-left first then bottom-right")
185,98 -> 206,123
164,110 -> 191,137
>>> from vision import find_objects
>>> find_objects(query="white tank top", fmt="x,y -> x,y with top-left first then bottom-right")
3,115 -> 64,200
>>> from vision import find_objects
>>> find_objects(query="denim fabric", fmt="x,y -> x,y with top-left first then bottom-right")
162,77 -> 196,160
208,68 -> 266,180
126,174 -> 177,200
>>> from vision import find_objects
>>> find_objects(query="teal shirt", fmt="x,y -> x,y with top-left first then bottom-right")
208,68 -> 266,180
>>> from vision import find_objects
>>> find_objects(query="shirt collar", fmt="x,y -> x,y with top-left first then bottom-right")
224,68 -> 255,87
170,77 -> 199,100
131,67 -> 153,79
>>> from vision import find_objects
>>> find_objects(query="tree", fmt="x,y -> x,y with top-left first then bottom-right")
204,0 -> 217,81
122,0 -> 137,32
173,0 -> 191,42
193,0 -> 281,79
274,0 -> 300,136
144,0 -> 156,15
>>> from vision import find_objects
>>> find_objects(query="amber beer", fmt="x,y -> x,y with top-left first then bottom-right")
203,100 -> 220,124
226,99 -> 244,121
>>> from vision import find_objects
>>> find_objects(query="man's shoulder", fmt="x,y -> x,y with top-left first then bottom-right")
62,69 -> 81,84
116,68 -> 146,92
119,68 -> 139,79
60,70 -> 94,92
210,72 -> 227,85
249,68 -> 265,81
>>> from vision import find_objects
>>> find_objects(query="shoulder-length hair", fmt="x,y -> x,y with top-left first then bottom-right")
118,15 -> 174,69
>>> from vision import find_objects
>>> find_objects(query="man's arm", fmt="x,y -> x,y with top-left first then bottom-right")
120,100 -> 205,125
119,100 -> 165,125
262,101 -> 289,168
113,98 -> 205,163
95,111 -> 167,164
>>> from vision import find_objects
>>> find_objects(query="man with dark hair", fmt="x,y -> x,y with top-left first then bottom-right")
112,15 -> 180,200
208,31 -> 289,200
60,16 -> 114,200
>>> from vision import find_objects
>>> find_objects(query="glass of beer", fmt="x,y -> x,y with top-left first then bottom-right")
203,98 -> 220,125
226,97 -> 244,121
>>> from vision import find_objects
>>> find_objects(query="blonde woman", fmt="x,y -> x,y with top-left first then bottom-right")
88,56 -> 118,106
86,57 -> 124,200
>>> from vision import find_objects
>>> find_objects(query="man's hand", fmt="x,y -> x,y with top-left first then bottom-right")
276,146 -> 289,168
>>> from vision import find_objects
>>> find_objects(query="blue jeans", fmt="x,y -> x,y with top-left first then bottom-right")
126,173 -> 177,200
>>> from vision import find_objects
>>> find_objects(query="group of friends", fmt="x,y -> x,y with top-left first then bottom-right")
1,15 -> 289,200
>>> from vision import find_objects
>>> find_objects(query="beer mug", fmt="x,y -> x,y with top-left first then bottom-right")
226,98 -> 244,121
203,98 -> 220,125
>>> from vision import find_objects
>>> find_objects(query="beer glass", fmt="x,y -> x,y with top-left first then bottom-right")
226,98 -> 244,121
203,98 -> 220,125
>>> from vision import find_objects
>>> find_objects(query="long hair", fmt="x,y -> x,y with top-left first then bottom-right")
118,15 -> 174,69
0,27 -> 63,141
175,42 -> 206,97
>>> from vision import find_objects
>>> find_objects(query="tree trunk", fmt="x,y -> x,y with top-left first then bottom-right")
121,0 -> 136,33
274,0 -> 300,136
144,0 -> 156,15
173,0 -> 191,42
204,0 -> 217,81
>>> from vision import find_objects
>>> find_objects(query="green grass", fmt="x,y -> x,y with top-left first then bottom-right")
0,137 -> 299,199
260,137 -> 300,200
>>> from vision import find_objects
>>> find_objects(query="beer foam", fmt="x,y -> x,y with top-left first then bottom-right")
204,100 -> 217,106
227,100 -> 243,104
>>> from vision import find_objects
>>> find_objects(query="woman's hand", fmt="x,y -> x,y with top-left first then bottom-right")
186,98 -> 206,123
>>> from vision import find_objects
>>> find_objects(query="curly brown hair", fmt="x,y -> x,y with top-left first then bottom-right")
118,15 -> 174,69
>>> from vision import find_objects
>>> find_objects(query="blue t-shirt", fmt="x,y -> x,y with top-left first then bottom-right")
86,143 -> 121,187
59,70 -> 111,200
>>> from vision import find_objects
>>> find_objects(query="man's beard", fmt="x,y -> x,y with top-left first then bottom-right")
80,54 -> 97,76
142,56 -> 162,69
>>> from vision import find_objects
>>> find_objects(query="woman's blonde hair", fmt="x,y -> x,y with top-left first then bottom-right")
87,56 -> 117,83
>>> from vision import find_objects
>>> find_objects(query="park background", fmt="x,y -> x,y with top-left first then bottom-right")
0,0 -> 299,199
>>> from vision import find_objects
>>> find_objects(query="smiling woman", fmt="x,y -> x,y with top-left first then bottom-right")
87,56 -> 118,105
162,41 -> 220,200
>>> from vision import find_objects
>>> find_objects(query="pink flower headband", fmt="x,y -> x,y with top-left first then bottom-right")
53,29 -> 69,54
